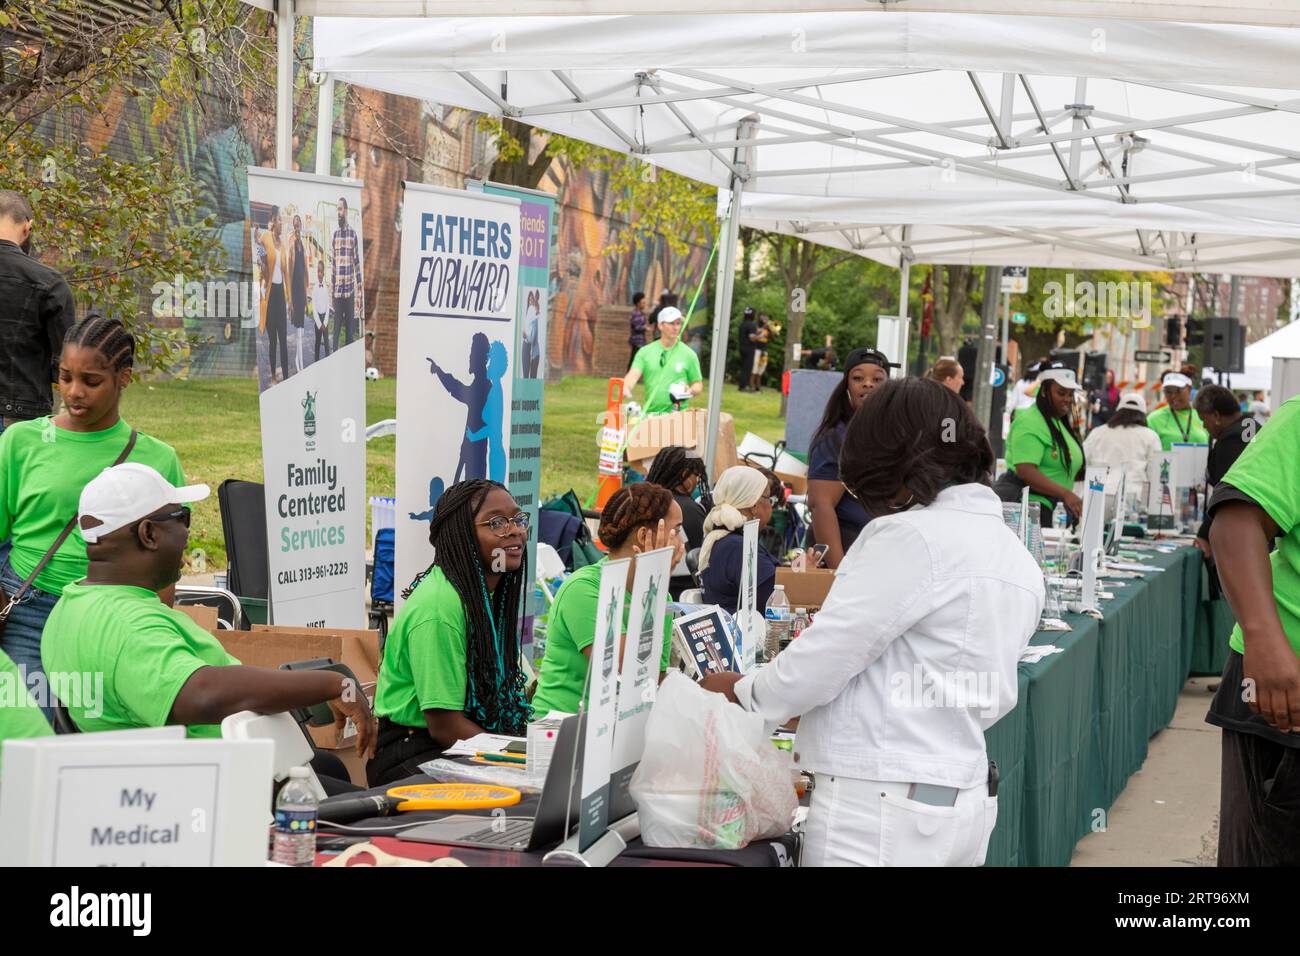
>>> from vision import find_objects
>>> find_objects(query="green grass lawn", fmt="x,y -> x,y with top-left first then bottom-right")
121,374 -> 786,570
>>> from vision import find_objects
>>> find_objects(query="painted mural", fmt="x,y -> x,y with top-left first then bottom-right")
45,73 -> 711,380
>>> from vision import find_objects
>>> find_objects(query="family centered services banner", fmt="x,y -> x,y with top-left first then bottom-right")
250,169 -> 368,628
467,180 -> 556,647
396,183 -> 521,605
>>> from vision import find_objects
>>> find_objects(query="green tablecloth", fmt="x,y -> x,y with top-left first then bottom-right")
982,545 -> 1235,867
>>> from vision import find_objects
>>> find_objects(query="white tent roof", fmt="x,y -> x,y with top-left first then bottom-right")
312,11 -> 1300,241
255,1 -> 1300,30
737,190 -> 1300,274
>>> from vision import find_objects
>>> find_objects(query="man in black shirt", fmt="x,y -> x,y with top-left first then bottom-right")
1194,384 -> 1256,560
0,190 -> 75,430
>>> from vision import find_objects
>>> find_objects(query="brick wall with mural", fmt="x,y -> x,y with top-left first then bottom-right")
59,64 -> 713,383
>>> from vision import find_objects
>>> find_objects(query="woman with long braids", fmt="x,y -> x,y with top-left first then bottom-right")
0,314 -> 186,720
531,483 -> 685,719
643,445 -> 709,596
367,479 -> 533,786
1004,360 -> 1086,525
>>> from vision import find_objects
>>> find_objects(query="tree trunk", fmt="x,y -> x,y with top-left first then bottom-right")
489,119 -> 554,188
934,265 -> 977,355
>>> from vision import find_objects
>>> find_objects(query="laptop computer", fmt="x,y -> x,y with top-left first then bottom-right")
398,714 -> 584,853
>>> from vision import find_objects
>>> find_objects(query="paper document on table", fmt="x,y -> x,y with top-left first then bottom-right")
1021,644 -> 1066,663
1106,561 -> 1162,573
442,734 -> 527,757
1037,618 -> 1073,632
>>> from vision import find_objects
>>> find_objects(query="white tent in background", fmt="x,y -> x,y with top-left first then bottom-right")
232,2 -> 1300,466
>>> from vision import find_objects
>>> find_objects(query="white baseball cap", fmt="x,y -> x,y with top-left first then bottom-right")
79,463 -> 209,544
656,306 -> 684,325
1037,363 -> 1082,391
1162,372 -> 1193,390
1117,392 -> 1147,413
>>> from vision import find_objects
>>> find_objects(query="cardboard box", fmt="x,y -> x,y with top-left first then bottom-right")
625,407 -> 738,478
176,603 -> 218,631
775,568 -> 836,610
775,470 -> 808,496
217,625 -> 380,746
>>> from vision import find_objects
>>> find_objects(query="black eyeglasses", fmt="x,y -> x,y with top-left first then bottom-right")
140,506 -> 190,529
477,512 -> 530,537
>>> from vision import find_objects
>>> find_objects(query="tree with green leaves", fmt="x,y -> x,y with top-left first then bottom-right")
1,0 -> 274,374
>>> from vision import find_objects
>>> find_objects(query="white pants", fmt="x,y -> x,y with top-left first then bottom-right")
801,775 -> 998,867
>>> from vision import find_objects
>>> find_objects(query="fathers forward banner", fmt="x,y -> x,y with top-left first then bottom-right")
251,169 -> 367,628
396,183 -> 521,605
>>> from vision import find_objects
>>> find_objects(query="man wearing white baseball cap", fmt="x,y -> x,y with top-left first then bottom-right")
1148,371 -> 1209,450
41,463 -> 376,757
622,305 -> 703,415
1004,360 -> 1087,525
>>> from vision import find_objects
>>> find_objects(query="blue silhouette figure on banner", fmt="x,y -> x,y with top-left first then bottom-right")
426,332 -> 509,483
408,476 -> 445,523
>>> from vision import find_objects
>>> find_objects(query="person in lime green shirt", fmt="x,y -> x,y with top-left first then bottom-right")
1146,372 -> 1209,450
0,647 -> 53,775
1004,362 -> 1086,523
369,479 -> 533,786
1204,395 -> 1300,865
622,306 -> 703,414
40,462 -> 375,753
0,315 -> 185,719
532,483 -> 685,718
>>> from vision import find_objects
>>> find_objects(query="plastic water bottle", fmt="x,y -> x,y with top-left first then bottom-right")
1051,502 -> 1070,572
272,766 -> 318,866
764,585 -> 792,662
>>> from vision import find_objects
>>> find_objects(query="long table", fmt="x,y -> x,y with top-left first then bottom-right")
982,545 -> 1234,867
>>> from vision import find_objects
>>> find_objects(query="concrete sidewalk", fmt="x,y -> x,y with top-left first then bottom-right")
1070,676 -> 1221,867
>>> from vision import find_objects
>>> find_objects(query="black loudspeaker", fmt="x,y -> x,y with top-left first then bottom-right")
957,342 -> 977,403
1049,349 -> 1082,378
1082,351 -> 1107,392
1165,317 -> 1183,348
1206,317 -> 1244,373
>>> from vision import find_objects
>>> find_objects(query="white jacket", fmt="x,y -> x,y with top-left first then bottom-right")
1082,423 -> 1162,492
734,483 -> 1044,789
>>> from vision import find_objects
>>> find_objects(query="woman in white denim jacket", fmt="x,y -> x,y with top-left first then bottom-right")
703,378 -> 1044,866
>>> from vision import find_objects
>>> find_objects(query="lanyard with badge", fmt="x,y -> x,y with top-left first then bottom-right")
1173,408 -> 1193,442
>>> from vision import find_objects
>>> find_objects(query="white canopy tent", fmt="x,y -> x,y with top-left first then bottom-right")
270,5 -> 1300,467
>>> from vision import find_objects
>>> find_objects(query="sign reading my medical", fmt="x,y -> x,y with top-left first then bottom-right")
249,168 -> 368,629
1001,266 -> 1029,294
396,183 -> 521,607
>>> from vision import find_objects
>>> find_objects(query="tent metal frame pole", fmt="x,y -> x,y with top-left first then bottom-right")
276,0 -> 294,172
315,72 -> 335,177
704,116 -> 759,481
973,265 -> 1001,432
895,226 -> 912,377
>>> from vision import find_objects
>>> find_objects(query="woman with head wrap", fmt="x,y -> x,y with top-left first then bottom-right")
699,465 -> 781,616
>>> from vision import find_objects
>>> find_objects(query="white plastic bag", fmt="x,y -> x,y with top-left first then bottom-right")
629,672 -> 797,849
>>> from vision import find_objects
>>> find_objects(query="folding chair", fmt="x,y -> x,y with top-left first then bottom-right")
217,479 -> 271,628
173,584 -> 243,630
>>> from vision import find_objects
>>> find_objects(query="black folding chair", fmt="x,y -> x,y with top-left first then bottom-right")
217,479 -> 270,629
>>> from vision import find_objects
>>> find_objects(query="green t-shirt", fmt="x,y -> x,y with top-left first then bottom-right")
1146,404 -> 1209,451
374,566 -> 474,729
0,417 -> 185,595
0,647 -> 54,774
41,582 -> 239,737
1220,397 -> 1300,657
1005,402 -> 1083,508
530,560 -> 674,719
631,340 -> 703,415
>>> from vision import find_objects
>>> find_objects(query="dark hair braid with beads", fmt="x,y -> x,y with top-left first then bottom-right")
643,445 -> 712,510
401,479 -> 530,735
63,312 -> 136,372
